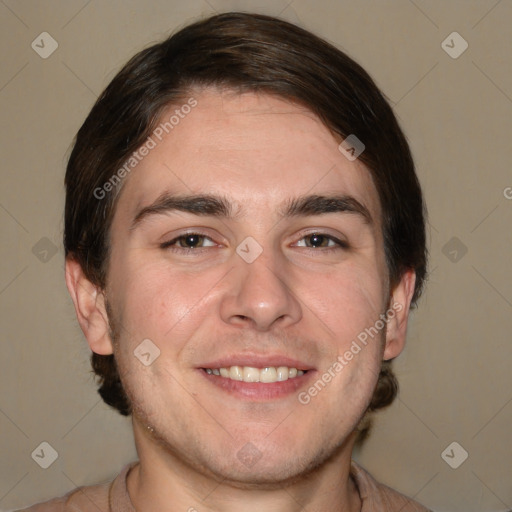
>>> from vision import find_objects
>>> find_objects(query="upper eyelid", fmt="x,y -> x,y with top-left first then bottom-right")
292,234 -> 349,250
160,232 -> 216,247
160,228 -> 218,242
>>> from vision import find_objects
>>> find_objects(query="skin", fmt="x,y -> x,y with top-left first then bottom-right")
66,88 -> 416,512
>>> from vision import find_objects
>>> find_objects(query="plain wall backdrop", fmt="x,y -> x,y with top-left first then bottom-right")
1,1 -> 511,511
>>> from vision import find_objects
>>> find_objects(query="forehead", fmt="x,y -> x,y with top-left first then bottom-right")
113,88 -> 381,226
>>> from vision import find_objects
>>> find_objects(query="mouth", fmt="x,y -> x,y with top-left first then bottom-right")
201,365 -> 308,383
197,357 -> 315,400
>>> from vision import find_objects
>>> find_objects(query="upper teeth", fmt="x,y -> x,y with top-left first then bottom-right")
204,366 -> 305,383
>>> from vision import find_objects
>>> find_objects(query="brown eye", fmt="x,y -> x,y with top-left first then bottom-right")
295,233 -> 347,250
305,233 -> 331,248
161,233 -> 216,250
177,234 -> 205,248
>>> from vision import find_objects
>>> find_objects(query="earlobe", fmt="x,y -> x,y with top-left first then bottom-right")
383,269 -> 416,361
65,257 -> 114,355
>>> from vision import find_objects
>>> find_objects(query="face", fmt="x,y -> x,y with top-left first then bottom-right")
76,88 -> 413,486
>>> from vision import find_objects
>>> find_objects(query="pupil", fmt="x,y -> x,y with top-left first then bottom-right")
185,234 -> 200,248
310,234 -> 324,247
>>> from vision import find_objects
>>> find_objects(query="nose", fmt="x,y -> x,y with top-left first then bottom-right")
219,250 -> 302,331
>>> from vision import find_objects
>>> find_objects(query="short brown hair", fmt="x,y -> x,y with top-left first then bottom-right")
64,12 -> 428,435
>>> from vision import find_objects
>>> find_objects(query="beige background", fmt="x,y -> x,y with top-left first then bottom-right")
1,1 -> 511,511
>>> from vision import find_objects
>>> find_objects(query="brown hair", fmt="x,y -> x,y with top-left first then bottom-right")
64,12 -> 428,434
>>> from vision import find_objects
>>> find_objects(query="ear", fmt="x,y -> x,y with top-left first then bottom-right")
65,257 -> 113,355
383,269 -> 416,361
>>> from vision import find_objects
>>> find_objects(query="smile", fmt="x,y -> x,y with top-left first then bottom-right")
203,366 -> 306,383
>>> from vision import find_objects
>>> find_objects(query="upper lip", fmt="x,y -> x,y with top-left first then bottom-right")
198,354 -> 315,371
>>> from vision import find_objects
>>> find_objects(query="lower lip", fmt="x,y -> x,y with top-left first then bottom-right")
198,369 -> 316,400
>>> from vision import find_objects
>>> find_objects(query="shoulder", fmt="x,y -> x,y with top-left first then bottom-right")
13,481 -> 110,512
350,460 -> 432,512
13,461 -> 137,512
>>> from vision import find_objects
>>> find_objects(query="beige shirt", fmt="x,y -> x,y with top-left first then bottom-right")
15,460 -> 431,511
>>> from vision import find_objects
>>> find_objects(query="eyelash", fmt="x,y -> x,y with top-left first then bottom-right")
160,233 -> 216,252
160,232 -> 349,253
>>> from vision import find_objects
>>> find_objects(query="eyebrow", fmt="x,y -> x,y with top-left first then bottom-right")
131,193 -> 236,230
283,194 -> 372,224
130,192 -> 373,230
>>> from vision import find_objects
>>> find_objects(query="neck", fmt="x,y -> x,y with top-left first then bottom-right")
127,420 -> 361,512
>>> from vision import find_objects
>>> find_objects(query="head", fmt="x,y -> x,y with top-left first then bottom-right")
64,12 -> 427,483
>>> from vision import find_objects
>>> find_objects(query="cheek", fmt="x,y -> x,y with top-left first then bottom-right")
111,255 -> 222,345
318,263 -> 387,407
306,261 -> 386,343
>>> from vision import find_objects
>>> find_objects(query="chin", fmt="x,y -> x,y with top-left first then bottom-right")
203,435 -> 347,490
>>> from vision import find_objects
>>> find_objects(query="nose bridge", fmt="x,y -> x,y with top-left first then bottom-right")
220,242 -> 302,330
